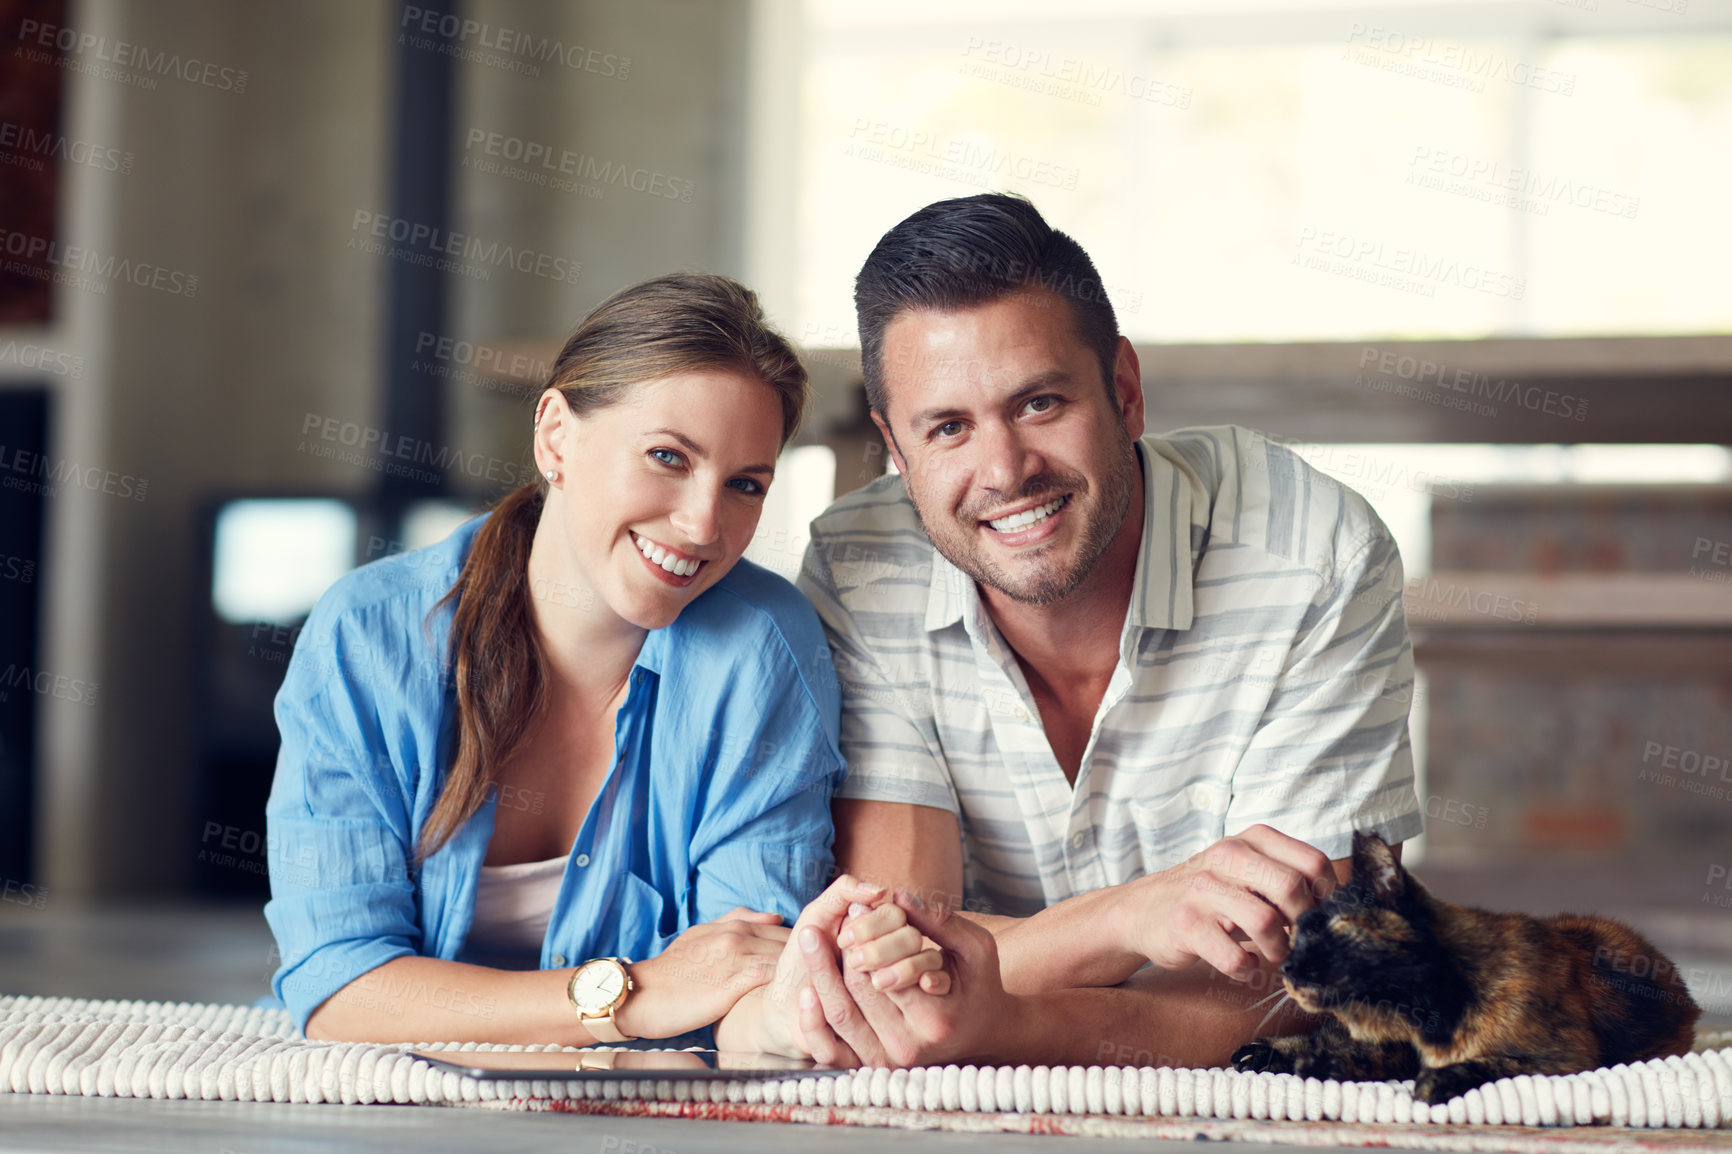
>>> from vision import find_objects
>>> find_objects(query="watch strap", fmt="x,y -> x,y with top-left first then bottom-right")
583,1007 -> 630,1044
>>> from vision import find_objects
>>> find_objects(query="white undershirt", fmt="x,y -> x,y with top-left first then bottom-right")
464,855 -> 566,966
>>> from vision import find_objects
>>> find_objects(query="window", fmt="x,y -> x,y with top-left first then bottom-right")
788,0 -> 1732,345
1280,442 -> 1732,574
211,500 -> 356,624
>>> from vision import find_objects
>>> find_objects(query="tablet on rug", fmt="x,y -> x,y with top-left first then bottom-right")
412,1049 -> 850,1081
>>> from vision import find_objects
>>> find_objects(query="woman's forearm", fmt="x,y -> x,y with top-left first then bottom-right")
305,956 -> 599,1045
718,981 -> 830,1060
712,985 -> 782,1055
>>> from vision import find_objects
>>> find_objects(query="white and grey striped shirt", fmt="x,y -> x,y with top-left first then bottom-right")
797,425 -> 1423,918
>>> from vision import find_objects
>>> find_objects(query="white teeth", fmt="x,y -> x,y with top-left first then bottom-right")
634,533 -> 699,578
988,496 -> 1066,533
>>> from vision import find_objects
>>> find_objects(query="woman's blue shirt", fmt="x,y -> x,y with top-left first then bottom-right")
263,515 -> 845,1034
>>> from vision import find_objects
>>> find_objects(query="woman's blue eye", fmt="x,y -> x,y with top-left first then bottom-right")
650,448 -> 684,467
729,477 -> 766,496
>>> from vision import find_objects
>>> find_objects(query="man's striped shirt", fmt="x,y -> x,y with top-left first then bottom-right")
797,425 -> 1423,918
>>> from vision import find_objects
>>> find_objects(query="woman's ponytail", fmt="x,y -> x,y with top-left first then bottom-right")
417,483 -> 546,861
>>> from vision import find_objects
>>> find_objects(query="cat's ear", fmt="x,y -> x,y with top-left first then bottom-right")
1351,830 -> 1405,902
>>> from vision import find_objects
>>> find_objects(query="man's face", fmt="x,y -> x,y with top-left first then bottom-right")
873,290 -> 1145,606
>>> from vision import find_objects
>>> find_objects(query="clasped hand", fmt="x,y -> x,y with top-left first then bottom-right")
765,826 -> 1337,1068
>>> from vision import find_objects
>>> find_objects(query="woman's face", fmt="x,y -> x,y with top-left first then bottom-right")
536,369 -> 785,631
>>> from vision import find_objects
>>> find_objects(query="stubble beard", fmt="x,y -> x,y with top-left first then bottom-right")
907,429 -> 1140,607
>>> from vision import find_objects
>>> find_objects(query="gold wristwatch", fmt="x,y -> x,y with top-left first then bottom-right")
567,956 -> 636,1043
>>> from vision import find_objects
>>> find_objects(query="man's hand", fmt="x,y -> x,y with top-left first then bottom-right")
1117,824 -> 1335,982
751,874 -> 944,1062
790,827 -> 1348,1069
800,890 -> 1021,1067
752,875 -> 880,1059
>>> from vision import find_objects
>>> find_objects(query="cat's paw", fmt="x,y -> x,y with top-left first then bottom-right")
1288,1051 -> 1344,1080
1413,1064 -> 1493,1105
1231,1040 -> 1287,1074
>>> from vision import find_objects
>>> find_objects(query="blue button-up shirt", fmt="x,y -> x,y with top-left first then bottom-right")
263,515 -> 845,1034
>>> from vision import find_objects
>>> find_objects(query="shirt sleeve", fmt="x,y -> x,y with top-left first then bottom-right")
263,601 -> 423,1035
796,536 -> 960,816
685,625 -> 848,924
1224,521 -> 1425,860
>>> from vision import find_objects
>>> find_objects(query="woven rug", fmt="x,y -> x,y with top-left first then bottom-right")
4,994 -> 1730,1138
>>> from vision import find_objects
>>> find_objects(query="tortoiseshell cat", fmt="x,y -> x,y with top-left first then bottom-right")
1232,831 -> 1700,1104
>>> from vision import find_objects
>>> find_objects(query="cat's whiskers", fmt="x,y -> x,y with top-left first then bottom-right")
1254,990 -> 1294,1036
1243,986 -> 1288,1013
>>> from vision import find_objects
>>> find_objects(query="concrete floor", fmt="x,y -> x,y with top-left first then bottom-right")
0,1094 -> 1408,1154
0,903 -> 280,1008
3,858 -> 1731,1151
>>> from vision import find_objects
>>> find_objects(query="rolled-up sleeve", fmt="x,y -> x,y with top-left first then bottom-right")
1225,523 -> 1424,860
686,633 -> 847,925
264,606 -> 422,1034
797,539 -> 959,816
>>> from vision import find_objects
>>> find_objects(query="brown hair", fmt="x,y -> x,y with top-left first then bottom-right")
415,274 -> 809,861
855,193 -> 1120,419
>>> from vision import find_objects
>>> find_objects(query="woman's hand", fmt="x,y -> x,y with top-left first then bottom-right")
611,907 -> 789,1040
839,899 -> 950,995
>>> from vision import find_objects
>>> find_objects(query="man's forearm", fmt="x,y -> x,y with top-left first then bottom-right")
986,962 -> 1321,1069
965,883 -> 1146,994
967,851 -> 1356,997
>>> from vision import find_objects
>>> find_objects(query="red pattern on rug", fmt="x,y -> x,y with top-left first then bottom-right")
449,1095 -> 1732,1151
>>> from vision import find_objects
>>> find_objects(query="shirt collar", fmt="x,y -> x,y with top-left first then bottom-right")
626,620 -> 668,675
1128,438 -> 1196,633
924,545 -> 973,632
921,438 -> 1195,635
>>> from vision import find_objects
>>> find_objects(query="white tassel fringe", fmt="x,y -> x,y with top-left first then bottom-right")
3,995 -> 1729,1127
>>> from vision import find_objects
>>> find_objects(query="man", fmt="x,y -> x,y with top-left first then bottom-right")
790,193 -> 1423,1069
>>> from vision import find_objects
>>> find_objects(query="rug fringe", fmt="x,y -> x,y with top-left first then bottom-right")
2,994 -> 1728,1129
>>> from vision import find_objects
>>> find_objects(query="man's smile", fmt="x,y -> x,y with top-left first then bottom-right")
983,494 -> 1070,534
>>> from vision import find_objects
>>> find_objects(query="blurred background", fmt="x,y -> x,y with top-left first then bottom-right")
0,0 -> 1728,1020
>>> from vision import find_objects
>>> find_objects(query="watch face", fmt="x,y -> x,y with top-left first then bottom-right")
571,961 -> 626,1012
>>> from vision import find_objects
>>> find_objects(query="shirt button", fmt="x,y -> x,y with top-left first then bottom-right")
551,953 -> 567,968
1015,706 -> 1031,722
1070,831 -> 1086,849
575,853 -> 591,867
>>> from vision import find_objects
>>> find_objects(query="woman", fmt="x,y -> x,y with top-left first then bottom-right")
264,274 -> 916,1053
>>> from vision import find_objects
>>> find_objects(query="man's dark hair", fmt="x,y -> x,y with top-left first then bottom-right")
854,192 -> 1121,418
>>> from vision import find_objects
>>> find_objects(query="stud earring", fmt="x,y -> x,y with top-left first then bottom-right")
545,469 -> 557,482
